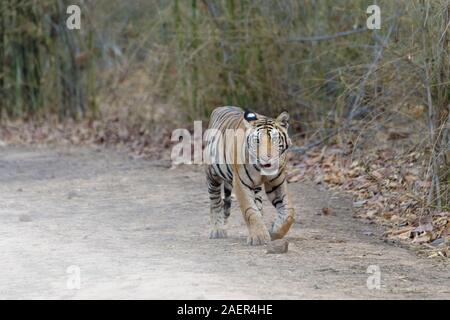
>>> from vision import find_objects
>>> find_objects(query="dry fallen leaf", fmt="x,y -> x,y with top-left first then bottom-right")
409,105 -> 425,118
412,233 -> 431,244
366,209 -> 378,219
281,139 -> 447,257
353,200 -> 367,208
412,222 -> 434,234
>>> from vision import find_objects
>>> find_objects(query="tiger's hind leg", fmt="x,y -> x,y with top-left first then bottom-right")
223,182 -> 232,222
207,166 -> 227,239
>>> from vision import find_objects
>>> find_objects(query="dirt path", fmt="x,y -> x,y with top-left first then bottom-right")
0,146 -> 448,299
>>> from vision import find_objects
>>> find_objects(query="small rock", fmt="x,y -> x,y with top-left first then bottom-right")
67,191 -> 80,199
266,239 -> 289,254
247,261 -> 257,266
322,207 -> 333,215
19,214 -> 32,222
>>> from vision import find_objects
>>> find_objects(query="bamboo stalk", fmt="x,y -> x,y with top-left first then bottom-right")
0,0 -> 95,119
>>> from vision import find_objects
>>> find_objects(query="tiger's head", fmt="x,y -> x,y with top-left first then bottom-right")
243,110 -> 291,174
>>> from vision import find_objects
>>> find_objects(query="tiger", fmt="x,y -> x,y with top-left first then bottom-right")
204,106 -> 295,245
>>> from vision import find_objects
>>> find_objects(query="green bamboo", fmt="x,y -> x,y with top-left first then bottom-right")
0,0 -> 96,119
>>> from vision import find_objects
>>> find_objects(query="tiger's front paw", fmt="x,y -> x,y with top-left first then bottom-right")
247,227 -> 270,246
209,228 -> 227,239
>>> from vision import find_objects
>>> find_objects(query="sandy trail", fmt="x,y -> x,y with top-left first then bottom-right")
0,146 -> 448,299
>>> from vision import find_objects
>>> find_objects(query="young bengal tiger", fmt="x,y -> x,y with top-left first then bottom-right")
204,106 -> 295,245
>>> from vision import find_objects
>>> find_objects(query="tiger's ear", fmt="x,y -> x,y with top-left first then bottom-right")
276,111 -> 289,128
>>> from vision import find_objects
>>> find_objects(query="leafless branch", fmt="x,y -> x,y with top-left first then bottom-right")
287,27 -> 368,43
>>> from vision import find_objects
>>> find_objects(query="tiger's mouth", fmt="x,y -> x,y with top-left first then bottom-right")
257,160 -> 273,168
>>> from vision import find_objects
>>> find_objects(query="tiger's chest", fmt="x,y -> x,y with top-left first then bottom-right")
233,164 -> 265,188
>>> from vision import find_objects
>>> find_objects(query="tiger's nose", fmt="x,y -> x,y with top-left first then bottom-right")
259,156 -> 271,164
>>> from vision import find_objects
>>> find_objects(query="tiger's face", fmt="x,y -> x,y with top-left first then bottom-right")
243,111 -> 291,174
